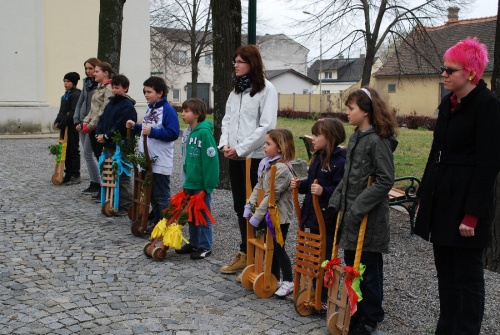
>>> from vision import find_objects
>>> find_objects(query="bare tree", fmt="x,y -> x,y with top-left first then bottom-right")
98,0 -> 126,72
150,0 -> 212,98
295,0 -> 467,86
486,1 -> 500,274
210,0 -> 242,189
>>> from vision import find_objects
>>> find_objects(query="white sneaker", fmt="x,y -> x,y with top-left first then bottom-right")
274,281 -> 294,297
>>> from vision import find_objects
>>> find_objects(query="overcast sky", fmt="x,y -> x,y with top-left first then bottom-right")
254,0 -> 498,62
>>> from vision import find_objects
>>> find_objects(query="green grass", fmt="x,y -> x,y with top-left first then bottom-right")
178,113 -> 433,182
276,117 -> 433,181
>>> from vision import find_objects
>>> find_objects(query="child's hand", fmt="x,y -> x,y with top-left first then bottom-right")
243,203 -> 253,218
311,184 -> 323,196
82,123 -> 90,133
96,134 -> 105,143
290,177 -> 300,189
75,123 -> 82,132
142,123 -> 151,136
126,120 -> 135,128
249,216 -> 260,228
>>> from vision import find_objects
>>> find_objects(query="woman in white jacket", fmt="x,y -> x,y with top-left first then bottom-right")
218,45 -> 278,276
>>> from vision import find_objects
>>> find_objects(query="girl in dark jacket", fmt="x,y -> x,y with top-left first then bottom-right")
415,37 -> 500,335
329,87 -> 398,334
291,118 -> 346,308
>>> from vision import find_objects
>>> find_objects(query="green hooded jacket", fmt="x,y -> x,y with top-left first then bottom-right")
182,120 -> 219,193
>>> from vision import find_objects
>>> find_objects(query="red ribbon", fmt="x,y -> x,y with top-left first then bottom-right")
343,266 -> 360,316
188,191 -> 217,226
323,257 -> 341,288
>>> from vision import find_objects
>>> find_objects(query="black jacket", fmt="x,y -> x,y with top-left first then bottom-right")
54,88 -> 81,129
96,94 -> 137,148
415,80 -> 500,248
298,147 -> 346,231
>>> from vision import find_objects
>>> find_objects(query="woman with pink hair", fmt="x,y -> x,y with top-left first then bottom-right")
415,37 -> 500,335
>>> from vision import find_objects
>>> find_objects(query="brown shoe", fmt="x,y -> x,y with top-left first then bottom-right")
220,252 -> 247,274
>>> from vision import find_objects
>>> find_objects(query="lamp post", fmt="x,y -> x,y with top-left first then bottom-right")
303,11 -> 322,113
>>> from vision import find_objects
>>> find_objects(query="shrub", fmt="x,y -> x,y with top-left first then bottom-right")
277,108 -> 435,131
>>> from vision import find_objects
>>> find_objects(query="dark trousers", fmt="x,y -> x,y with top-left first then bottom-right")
344,250 -> 384,324
151,173 -> 171,224
228,158 -> 260,253
433,245 -> 485,335
271,223 -> 293,282
63,124 -> 80,178
89,131 -> 103,161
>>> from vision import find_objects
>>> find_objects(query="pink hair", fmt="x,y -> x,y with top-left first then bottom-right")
443,37 -> 488,85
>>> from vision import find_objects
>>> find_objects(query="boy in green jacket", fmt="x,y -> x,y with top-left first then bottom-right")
176,98 -> 219,260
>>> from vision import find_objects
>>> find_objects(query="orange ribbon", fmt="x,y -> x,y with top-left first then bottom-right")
188,191 -> 217,226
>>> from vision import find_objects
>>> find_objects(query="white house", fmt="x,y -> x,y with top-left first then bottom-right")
150,30 -> 310,107
0,0 -> 150,133
307,55 -> 383,94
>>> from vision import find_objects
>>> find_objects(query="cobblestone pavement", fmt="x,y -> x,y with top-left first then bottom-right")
0,138 -> 327,335
1,137 -> 499,335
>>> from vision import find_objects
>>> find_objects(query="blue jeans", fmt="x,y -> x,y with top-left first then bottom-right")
344,250 -> 384,324
186,190 -> 213,250
151,173 -> 170,223
433,245 -> 485,335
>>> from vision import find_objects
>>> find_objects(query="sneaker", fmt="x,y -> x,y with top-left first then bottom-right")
318,302 -> 328,314
274,281 -> 294,297
62,175 -> 71,184
82,182 -> 100,194
65,176 -> 81,185
92,190 -> 101,203
220,252 -> 247,274
175,243 -> 197,254
190,248 -> 212,259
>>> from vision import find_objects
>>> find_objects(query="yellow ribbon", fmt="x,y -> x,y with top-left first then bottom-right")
162,222 -> 189,249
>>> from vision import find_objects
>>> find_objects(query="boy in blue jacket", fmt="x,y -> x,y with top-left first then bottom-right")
176,98 -> 219,259
126,76 -> 180,224
96,74 -> 137,215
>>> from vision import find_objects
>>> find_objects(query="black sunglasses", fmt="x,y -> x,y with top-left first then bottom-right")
440,66 -> 462,75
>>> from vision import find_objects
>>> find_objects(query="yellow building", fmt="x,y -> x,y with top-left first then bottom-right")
373,10 -> 496,117
0,0 -> 150,133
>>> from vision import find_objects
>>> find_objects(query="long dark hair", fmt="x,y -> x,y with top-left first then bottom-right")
233,45 -> 266,96
311,118 -> 346,170
345,87 -> 398,138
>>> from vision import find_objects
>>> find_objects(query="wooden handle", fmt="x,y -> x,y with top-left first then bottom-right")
353,176 -> 374,271
143,121 -> 152,170
268,165 -> 277,205
292,186 -> 301,223
245,158 -> 252,199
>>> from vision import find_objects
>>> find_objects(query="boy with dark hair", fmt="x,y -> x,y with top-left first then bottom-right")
54,71 -> 81,185
96,74 -> 137,215
126,76 -> 180,224
176,98 -> 219,259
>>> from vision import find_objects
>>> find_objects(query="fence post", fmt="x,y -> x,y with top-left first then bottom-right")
308,93 -> 312,114
292,93 -> 295,111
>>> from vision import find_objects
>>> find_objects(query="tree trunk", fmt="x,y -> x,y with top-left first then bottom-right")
210,0 -> 241,190
485,1 -> 500,273
97,0 -> 126,73
360,38 -> 377,87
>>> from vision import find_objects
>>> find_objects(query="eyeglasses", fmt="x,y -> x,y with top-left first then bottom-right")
232,60 -> 249,65
440,66 -> 462,75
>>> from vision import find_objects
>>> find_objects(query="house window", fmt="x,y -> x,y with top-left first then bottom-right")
324,71 -> 333,79
303,89 -> 308,94
172,89 -> 180,103
388,84 -> 396,93
172,50 -> 187,65
321,90 -> 330,94
205,53 -> 212,65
